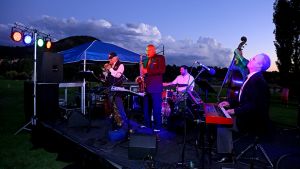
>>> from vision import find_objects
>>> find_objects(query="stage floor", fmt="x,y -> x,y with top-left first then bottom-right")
33,110 -> 300,169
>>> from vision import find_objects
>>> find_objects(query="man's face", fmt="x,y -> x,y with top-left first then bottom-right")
247,54 -> 264,71
109,56 -> 118,64
180,67 -> 187,76
146,46 -> 156,58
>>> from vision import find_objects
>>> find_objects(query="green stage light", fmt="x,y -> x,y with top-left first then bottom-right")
37,38 -> 44,47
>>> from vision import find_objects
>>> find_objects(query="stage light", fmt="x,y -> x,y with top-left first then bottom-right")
37,37 -> 44,47
23,33 -> 33,45
10,23 -> 52,48
45,37 -> 52,49
11,27 -> 23,42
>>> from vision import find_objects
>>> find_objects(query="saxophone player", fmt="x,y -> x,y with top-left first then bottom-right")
140,44 -> 166,132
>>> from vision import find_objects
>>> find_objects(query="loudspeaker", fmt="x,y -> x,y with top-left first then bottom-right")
37,52 -> 63,83
128,134 -> 157,160
24,81 -> 59,121
67,110 -> 89,127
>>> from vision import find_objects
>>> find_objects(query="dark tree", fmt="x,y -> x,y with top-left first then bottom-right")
274,0 -> 300,129
273,0 -> 300,90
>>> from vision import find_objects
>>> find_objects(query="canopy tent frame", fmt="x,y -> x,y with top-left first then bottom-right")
59,40 -> 140,115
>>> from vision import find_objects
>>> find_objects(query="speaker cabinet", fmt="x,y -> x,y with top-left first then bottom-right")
24,81 -> 59,121
128,134 -> 157,160
37,52 -> 63,83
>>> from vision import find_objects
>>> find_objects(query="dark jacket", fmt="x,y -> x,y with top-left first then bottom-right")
230,72 -> 270,135
106,60 -> 124,86
144,54 -> 166,93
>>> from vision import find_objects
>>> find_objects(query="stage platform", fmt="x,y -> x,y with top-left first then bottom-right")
32,110 -> 300,169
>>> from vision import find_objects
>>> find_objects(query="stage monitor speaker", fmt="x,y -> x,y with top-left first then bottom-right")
24,81 -> 59,121
37,52 -> 63,83
128,134 -> 157,160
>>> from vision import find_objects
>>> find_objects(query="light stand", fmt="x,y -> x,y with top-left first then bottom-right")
12,23 -> 52,135
15,31 -> 38,135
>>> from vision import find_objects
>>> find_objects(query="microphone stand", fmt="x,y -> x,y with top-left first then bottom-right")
87,73 -> 126,132
176,67 -> 206,169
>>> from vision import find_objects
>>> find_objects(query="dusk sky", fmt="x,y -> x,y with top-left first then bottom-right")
0,0 -> 277,71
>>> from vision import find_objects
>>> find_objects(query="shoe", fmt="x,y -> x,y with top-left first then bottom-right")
153,129 -> 161,132
140,125 -> 147,128
216,156 -> 233,164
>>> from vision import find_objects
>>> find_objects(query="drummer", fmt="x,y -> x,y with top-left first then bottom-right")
163,65 -> 195,93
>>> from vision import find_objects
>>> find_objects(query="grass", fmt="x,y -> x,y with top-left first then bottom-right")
0,80 -> 298,169
0,80 -> 68,169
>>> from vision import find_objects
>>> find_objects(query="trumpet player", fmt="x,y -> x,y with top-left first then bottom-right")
104,52 -> 127,131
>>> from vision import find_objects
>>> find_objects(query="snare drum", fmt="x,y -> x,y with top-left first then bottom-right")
162,89 -> 175,99
166,89 -> 174,99
161,100 -> 171,117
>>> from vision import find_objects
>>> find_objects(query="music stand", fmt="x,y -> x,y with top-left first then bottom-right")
78,70 -> 101,82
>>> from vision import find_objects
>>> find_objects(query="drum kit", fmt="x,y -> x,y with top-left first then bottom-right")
161,84 -> 188,122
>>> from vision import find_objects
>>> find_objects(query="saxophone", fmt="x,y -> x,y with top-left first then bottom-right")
135,55 -> 145,93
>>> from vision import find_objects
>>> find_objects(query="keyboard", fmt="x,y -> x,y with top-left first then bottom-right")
203,103 -> 233,125
110,86 -> 145,97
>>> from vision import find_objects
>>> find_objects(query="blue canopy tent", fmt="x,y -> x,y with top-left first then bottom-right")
60,40 -> 140,65
59,40 -> 140,115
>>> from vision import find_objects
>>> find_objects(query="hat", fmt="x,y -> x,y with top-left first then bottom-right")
109,52 -> 117,59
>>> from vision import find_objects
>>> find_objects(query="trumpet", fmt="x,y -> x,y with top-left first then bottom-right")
102,63 -> 112,73
101,63 -> 111,79
104,63 -> 112,70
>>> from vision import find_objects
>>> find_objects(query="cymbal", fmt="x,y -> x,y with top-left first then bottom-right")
168,84 -> 188,87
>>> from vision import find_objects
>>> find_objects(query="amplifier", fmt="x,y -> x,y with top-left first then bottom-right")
128,134 -> 157,160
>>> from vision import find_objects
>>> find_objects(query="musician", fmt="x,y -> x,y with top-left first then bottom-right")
141,44 -> 166,132
104,52 -> 127,130
216,53 -> 271,163
163,65 -> 195,92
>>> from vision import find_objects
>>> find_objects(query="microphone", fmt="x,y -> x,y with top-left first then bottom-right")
122,74 -> 128,81
195,61 -> 216,75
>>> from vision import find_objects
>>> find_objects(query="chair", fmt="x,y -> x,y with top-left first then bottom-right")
280,88 -> 289,106
236,134 -> 273,169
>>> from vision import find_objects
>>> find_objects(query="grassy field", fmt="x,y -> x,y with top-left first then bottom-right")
0,80 -> 69,169
0,80 -> 298,169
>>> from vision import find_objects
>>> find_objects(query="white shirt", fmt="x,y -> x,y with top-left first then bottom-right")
171,73 -> 195,92
109,63 -> 124,78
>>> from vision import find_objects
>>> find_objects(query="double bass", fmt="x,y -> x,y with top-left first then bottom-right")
217,36 -> 249,102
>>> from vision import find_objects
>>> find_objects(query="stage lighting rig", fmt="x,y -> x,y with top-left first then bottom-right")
10,22 -> 52,48
12,22 -> 53,135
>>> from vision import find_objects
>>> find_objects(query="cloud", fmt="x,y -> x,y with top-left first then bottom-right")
0,16 -> 232,67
